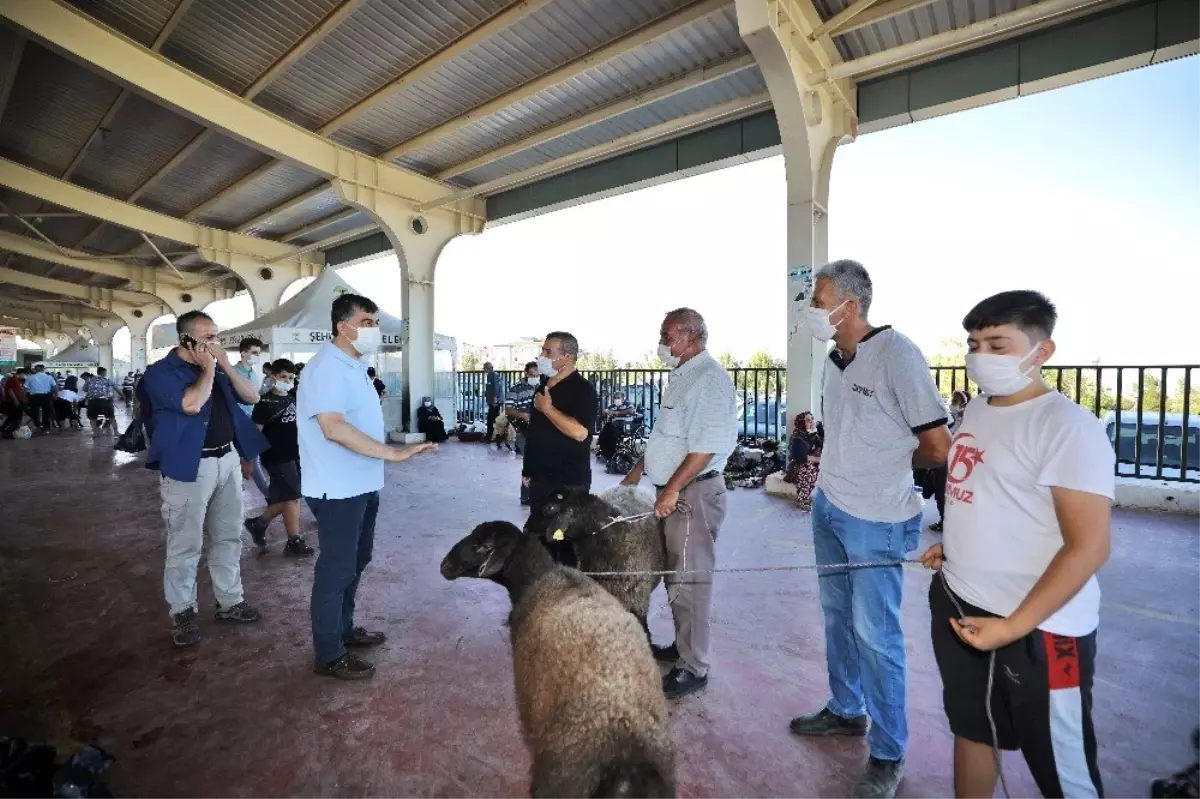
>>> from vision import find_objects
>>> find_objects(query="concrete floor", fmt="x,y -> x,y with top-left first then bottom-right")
0,423 -> 1196,798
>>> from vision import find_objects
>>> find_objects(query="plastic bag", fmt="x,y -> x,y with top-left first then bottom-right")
114,419 -> 146,453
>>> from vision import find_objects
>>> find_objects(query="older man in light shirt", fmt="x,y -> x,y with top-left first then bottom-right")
622,307 -> 737,700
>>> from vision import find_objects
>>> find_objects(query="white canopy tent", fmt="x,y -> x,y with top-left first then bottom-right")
217,267 -> 458,435
36,337 -> 98,371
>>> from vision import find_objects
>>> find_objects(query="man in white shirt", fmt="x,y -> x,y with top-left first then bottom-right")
298,293 -> 436,681
921,290 -> 1113,798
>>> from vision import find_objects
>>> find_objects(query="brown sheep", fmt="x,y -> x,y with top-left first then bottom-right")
441,521 -> 675,798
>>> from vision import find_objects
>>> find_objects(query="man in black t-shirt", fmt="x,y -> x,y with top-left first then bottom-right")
244,359 -> 313,557
523,331 -> 597,565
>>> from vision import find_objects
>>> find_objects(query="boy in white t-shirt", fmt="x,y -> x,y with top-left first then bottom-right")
920,290 -> 1115,799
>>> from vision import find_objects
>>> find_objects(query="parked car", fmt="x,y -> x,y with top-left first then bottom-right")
736,398 -> 787,441
1103,411 -> 1199,472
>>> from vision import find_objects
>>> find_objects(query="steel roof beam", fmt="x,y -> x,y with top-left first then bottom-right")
435,53 -> 759,181
234,185 -> 330,234
0,265 -> 162,306
0,36 -> 23,127
382,0 -> 732,162
279,209 -> 360,244
0,0 -> 477,216
826,0 -> 940,38
0,228 -> 191,286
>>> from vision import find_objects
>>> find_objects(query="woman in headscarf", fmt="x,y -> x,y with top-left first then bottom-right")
784,411 -> 822,510
416,395 -> 449,443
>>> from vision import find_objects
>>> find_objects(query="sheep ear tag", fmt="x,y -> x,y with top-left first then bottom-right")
551,529 -> 565,541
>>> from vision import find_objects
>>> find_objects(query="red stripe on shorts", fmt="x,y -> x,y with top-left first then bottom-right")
1042,630 -> 1082,691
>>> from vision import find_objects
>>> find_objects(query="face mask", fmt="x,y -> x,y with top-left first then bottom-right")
274,380 -> 294,393
349,325 -> 382,356
966,345 -> 1041,397
803,301 -> 847,342
244,354 -> 259,366
657,343 -> 681,369
423,400 -> 433,407
536,356 -> 557,378
527,376 -> 539,386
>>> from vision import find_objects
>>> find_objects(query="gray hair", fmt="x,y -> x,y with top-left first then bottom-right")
545,331 -> 579,359
665,307 -> 708,347
815,259 -> 873,316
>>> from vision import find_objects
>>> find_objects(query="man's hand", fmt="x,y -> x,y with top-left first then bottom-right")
210,344 -> 233,373
193,343 -> 217,373
919,542 -> 944,570
654,487 -> 680,518
386,442 -> 438,462
950,616 -> 1022,652
521,476 -> 531,487
241,459 -> 254,480
533,391 -> 552,413
620,474 -> 640,487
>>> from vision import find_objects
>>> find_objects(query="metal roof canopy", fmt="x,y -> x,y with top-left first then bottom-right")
0,0 -> 1188,316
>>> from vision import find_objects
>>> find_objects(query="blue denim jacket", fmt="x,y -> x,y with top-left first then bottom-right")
141,349 -> 268,482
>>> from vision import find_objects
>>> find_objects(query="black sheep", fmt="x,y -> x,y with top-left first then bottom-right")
441,521 -> 675,798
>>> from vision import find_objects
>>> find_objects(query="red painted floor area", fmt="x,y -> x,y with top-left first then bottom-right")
0,425 -> 1196,797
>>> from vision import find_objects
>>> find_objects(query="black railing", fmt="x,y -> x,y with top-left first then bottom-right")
458,364 -> 1199,483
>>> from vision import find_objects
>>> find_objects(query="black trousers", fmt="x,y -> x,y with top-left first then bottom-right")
527,476 -> 591,568
28,394 -> 54,431
0,401 -> 23,436
485,404 -> 500,441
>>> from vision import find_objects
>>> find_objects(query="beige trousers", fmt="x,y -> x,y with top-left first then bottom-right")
161,451 -> 246,617
660,476 -> 727,677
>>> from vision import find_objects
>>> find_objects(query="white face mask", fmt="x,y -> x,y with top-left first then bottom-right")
243,353 -> 259,366
536,355 -> 557,378
274,380 -> 294,393
966,345 -> 1041,397
349,325 -> 382,356
803,301 -> 847,342
423,399 -> 433,407
657,343 -> 681,369
527,375 -> 539,386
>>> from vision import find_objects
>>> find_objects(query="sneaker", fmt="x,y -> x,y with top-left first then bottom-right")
214,601 -> 262,623
651,642 -> 679,663
284,536 -> 314,557
852,756 -> 905,799
929,521 -> 944,533
243,517 -> 268,549
171,608 -> 201,648
314,652 -> 376,680
343,627 -> 386,648
789,707 -> 868,737
663,666 -> 707,700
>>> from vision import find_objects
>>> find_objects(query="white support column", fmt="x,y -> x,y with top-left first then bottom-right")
90,322 -> 120,374
124,312 -> 154,372
331,181 -> 482,435
735,0 -> 857,423
203,252 -> 322,317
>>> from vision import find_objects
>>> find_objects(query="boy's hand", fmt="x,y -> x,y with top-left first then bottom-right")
950,616 -> 1022,652
919,542 -> 944,570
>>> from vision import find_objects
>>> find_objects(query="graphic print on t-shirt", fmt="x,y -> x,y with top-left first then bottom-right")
946,432 -> 985,505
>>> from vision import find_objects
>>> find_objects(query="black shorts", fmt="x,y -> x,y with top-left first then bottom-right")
264,460 -> 301,504
929,575 -> 1104,797
86,398 -> 115,420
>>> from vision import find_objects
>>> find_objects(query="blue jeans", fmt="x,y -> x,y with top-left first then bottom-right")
307,491 -> 379,664
812,488 -> 921,761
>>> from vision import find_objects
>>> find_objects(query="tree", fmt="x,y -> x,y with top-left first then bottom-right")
577,349 -> 618,371
622,351 -> 667,370
1169,374 -> 1200,414
715,351 -> 741,369
927,337 -> 969,397
459,350 -> 480,371
737,349 -> 786,395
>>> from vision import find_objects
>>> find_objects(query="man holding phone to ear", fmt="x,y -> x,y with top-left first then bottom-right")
142,310 -> 270,649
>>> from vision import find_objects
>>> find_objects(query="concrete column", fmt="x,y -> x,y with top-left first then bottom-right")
736,0 -> 856,423
90,322 -> 120,374
124,312 -> 154,372
331,182 -> 483,435
210,253 -> 321,317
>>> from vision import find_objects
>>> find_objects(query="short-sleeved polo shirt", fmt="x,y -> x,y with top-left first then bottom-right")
817,326 -> 948,522
297,342 -> 386,500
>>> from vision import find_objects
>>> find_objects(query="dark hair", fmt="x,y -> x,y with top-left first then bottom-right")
367,367 -> 377,377
176,310 -> 212,336
545,331 -> 579,359
271,358 -> 297,376
962,290 -> 1057,342
96,367 -> 107,376
239,337 -> 264,353
331,293 -> 379,337
295,362 -> 305,372
524,361 -> 538,373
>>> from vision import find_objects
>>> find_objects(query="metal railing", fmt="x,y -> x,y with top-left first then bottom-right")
458,364 -> 1198,483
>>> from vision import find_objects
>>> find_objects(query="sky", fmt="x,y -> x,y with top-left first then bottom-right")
113,56 -> 1198,366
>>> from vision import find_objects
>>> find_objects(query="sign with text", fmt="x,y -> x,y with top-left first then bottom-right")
0,326 -> 18,367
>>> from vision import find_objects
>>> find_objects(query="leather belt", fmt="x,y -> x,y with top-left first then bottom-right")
655,469 -> 720,490
201,442 -> 233,458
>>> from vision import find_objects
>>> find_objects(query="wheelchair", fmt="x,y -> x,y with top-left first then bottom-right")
603,410 -> 649,475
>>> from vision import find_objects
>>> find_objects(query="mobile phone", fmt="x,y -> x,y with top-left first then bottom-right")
180,334 -> 197,350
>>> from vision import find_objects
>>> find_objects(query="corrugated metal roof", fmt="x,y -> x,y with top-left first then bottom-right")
454,63 -> 764,185
137,134 -> 274,217
830,0 -> 1036,59
161,0 -> 345,94
249,187 -> 345,237
62,0 -> 178,47
289,209 -> 371,245
71,94 -> 206,200
0,44 -> 122,177
29,216 -> 100,251
330,0 -> 700,156
82,225 -> 145,256
253,0 -> 511,131
388,6 -> 746,173
192,162 -> 325,229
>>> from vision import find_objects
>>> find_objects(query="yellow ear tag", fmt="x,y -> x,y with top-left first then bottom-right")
552,529 -> 565,541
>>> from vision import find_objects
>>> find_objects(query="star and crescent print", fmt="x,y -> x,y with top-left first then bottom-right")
946,432 -> 985,505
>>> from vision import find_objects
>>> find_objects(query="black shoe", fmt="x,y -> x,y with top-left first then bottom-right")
662,666 -> 707,700
214,601 -> 262,623
243,517 -> 268,549
852,756 -> 905,799
343,626 -> 386,648
313,652 -> 376,680
929,521 -> 943,533
284,536 -> 314,557
651,643 -> 679,663
171,608 -> 200,648
789,707 -> 868,737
